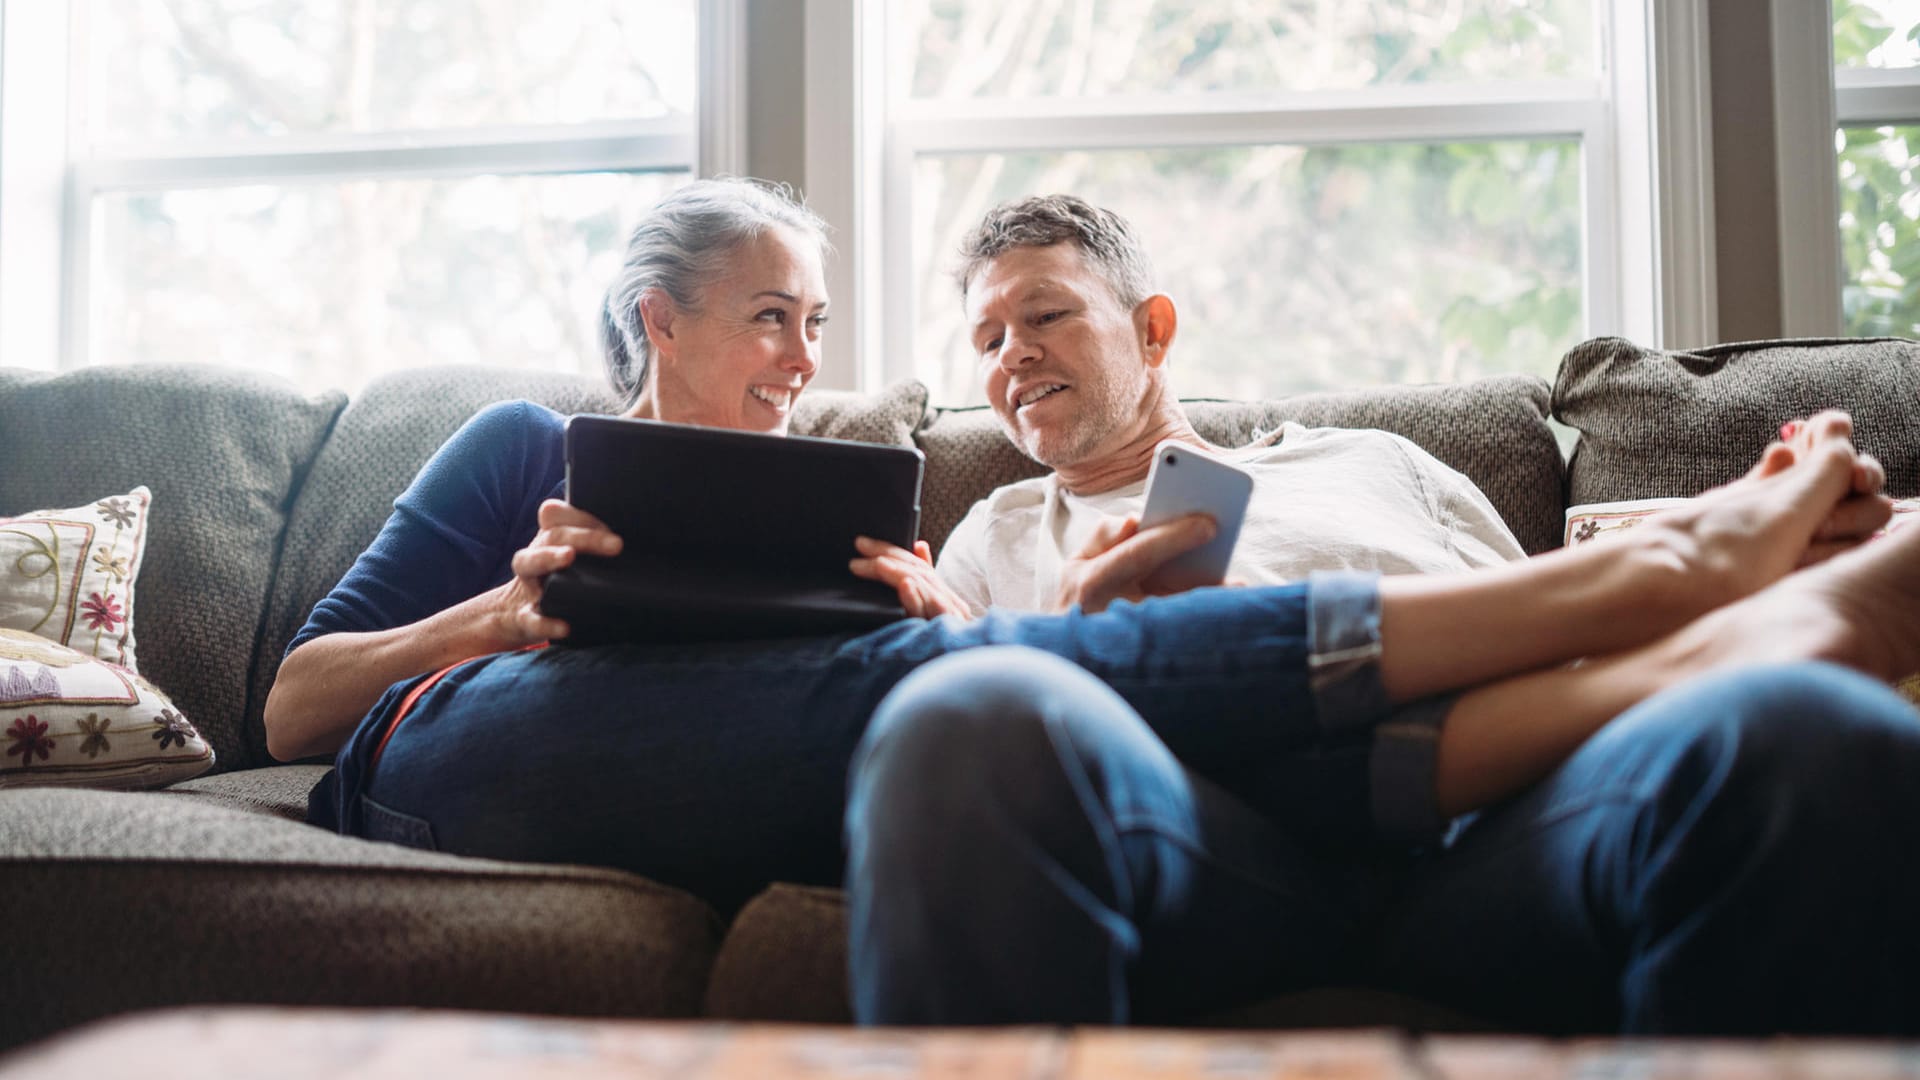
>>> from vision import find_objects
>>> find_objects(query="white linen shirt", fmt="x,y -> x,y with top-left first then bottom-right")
934,423 -> 1526,615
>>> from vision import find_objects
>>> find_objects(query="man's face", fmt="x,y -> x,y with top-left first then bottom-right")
965,243 -> 1152,470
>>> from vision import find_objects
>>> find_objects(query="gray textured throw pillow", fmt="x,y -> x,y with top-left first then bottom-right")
1553,336 -> 1920,505
792,380 -> 929,447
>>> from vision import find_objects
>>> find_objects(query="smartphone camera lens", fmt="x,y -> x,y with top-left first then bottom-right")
1165,454 -> 1176,466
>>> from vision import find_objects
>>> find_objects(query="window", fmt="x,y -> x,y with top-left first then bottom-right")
6,3 -> 1710,399
821,0 -> 1695,406
0,1 -> 744,395
1834,0 -> 1920,337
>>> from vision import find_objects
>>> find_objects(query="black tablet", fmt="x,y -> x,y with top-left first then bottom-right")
540,414 -> 926,644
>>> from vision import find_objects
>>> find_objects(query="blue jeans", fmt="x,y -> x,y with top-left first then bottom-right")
1374,662 -> 1920,1034
844,645 -> 1410,1024
314,575 -> 1430,913
846,654 -> 1920,1032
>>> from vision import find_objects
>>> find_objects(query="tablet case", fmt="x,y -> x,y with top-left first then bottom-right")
540,415 -> 925,645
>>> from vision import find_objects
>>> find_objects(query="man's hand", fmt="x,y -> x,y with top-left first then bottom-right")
850,537 -> 976,620
1053,512 -> 1217,615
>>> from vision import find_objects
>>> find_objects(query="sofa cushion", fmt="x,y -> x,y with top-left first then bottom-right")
246,369 -> 929,764
0,628 -> 214,789
916,375 -> 1565,558
705,882 -> 852,1022
1553,337 -> 1920,505
0,487 -> 153,671
0,767 -> 723,1051
0,367 -> 346,775
164,762 -> 330,820
705,883 -> 1494,1030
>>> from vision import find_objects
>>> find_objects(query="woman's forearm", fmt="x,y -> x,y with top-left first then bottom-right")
1430,650 -> 1665,817
263,589 -> 512,761
1374,540 -> 1688,704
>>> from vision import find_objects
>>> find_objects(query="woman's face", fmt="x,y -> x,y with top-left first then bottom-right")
636,225 -> 829,436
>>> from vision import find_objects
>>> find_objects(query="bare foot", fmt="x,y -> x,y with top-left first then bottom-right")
1740,412 -> 1890,557
1615,411 -> 1891,626
1370,412 -> 1889,706
1649,519 -> 1920,686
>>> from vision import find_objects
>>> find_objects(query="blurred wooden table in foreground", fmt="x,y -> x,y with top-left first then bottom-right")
6,1007 -> 1920,1079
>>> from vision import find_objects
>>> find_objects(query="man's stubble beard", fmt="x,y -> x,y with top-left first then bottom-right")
1022,424 -> 1100,471
1016,374 -> 1135,471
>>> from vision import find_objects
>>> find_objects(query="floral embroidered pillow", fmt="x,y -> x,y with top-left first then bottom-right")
0,487 -> 150,671
0,628 -> 212,789
1566,495 -> 1920,548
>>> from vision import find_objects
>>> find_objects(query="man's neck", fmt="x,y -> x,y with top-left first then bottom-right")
1054,401 -> 1208,496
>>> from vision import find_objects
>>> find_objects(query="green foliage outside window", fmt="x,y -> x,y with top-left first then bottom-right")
1833,0 -> 1920,338
908,1 -> 1590,402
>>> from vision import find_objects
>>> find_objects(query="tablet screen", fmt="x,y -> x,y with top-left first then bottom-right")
564,414 -> 924,570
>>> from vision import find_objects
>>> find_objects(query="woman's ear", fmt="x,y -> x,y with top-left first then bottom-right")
1138,294 -> 1178,369
638,291 -> 678,365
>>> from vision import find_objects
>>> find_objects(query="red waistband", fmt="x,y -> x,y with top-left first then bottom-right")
368,642 -> 548,768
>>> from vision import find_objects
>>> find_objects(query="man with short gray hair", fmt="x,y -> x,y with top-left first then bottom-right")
853,192 -> 1523,620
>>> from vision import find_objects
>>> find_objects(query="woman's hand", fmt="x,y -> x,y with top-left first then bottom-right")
850,537 -> 975,620
492,498 -> 624,644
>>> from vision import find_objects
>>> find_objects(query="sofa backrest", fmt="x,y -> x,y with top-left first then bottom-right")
19,340 -> 1912,774
3,360 -> 1564,775
0,365 -> 346,767
243,368 -> 928,769
915,373 -> 1567,559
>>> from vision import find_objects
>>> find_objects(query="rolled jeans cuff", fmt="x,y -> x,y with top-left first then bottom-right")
1305,570 -> 1391,732
1305,570 -> 1451,843
1369,695 -> 1455,843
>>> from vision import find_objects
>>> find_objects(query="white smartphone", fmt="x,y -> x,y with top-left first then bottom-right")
1137,440 -> 1254,592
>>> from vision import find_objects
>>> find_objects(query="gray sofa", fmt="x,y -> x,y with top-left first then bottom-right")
3,336 -> 1916,1050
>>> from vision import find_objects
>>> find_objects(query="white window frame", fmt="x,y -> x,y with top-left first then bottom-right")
0,0 -> 747,376
0,0 -> 71,372
804,0 -> 886,392
806,0 -> 1719,395
1774,0 -> 1920,337
1641,0 -> 1721,348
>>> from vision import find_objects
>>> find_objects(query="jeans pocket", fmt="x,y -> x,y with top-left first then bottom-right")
359,794 -> 439,851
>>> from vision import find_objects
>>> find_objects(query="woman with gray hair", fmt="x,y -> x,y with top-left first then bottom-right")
270,178 -> 829,754
266,178 -> 848,895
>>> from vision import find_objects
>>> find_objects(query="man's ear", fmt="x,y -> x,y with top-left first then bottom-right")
1136,294 -> 1178,369
638,291 -> 678,366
